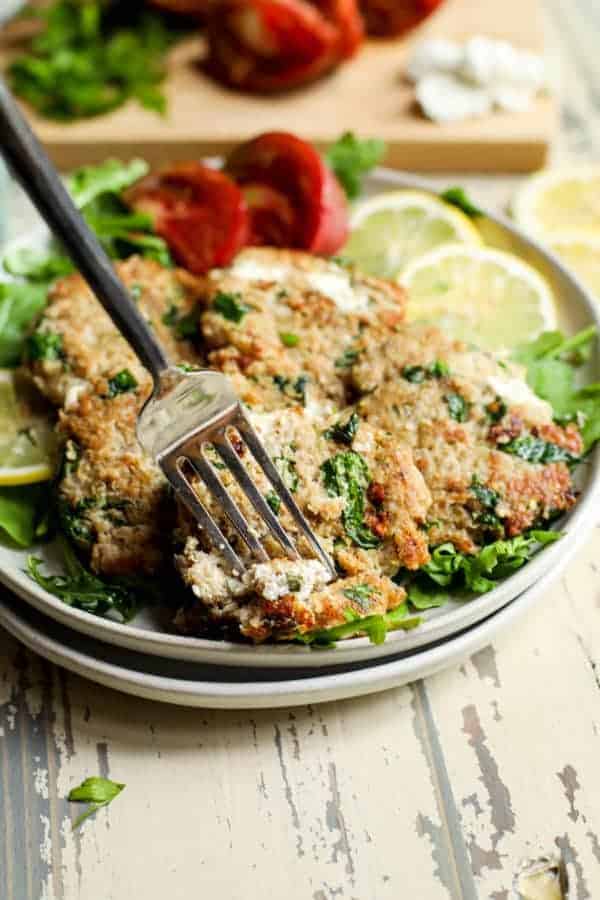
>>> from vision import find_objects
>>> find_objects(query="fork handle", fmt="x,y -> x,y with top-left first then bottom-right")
0,79 -> 170,380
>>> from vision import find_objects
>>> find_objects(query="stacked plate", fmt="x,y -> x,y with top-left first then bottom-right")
1,170 -> 599,708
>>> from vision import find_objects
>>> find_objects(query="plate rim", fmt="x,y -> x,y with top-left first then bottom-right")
0,551 -> 573,708
1,166 -> 599,669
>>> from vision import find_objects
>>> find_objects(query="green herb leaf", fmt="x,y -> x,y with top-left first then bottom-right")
335,348 -> 360,369
106,369 -> 138,398
444,393 -> 470,422
9,2 -> 183,122
213,291 -> 251,323
25,330 -> 63,362
326,132 -> 386,200
342,583 -> 378,609
265,491 -> 281,515
273,374 -> 309,406
402,365 -> 427,383
485,396 -> 507,422
274,457 -> 299,493
499,434 -> 579,465
68,776 -> 125,830
324,412 -> 360,446
440,186 -> 483,218
279,332 -> 300,348
321,451 -> 381,549
0,282 -> 49,367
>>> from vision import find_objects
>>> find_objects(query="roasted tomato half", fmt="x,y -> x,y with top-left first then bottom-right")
359,0 -> 444,37
205,0 -> 364,93
125,163 -> 249,274
226,131 -> 349,254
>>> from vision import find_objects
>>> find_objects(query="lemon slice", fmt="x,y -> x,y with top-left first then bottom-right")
545,230 -> 600,302
513,166 -> 600,238
399,244 -> 557,350
342,190 -> 483,278
0,369 -> 56,486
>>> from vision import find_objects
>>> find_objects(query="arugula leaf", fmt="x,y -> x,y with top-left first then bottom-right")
213,291 -> 251,323
68,776 -> 125,830
0,485 -> 50,548
324,412 -> 360,446
0,283 -> 49,367
414,530 -> 560,597
3,248 -> 74,283
67,159 -> 149,209
321,451 -> 381,549
28,537 -> 143,622
326,132 -> 386,200
297,603 -> 421,647
440,186 -> 483,218
9,1 -> 183,122
513,326 -> 600,451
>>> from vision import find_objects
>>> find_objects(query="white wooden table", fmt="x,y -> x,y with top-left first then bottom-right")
2,1 -> 600,896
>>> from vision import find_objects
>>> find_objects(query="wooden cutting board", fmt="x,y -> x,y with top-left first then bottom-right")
0,0 -> 556,172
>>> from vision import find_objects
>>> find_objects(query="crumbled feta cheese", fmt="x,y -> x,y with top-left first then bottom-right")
416,73 -> 492,124
406,38 -> 462,82
250,558 -> 332,604
63,377 -> 89,410
407,35 -> 546,123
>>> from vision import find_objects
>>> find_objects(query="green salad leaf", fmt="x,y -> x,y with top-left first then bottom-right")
0,485 -> 50,548
326,133 -> 387,200
8,1 -> 183,121
298,603 -> 421,647
324,412 -> 360,446
0,283 -> 48,367
68,776 -> 125,830
411,529 -> 560,597
28,537 -> 144,622
513,326 -> 600,451
67,158 -> 149,209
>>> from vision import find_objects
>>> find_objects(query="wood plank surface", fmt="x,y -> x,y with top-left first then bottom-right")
0,0 -> 556,172
1,2 -> 600,898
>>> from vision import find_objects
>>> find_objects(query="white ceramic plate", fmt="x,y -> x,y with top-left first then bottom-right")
0,548 -> 576,708
1,168 -> 599,669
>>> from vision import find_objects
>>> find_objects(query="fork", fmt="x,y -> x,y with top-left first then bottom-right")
0,80 -> 336,579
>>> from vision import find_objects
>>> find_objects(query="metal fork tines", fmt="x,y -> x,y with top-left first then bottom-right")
160,405 -> 336,579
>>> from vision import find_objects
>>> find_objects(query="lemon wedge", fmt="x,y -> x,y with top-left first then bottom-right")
399,244 -> 557,351
513,166 -> 600,238
343,189 -> 483,279
546,230 -> 600,303
0,369 -> 56,486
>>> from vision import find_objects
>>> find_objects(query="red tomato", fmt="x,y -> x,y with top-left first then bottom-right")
226,132 -> 349,254
205,0 -> 363,92
125,163 -> 249,274
360,0 -> 444,37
